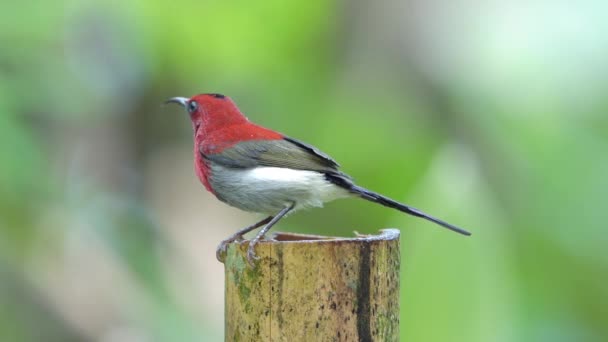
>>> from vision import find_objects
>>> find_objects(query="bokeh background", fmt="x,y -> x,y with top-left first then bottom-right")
2,0 -> 607,341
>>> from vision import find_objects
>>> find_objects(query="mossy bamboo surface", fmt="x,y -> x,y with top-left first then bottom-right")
222,229 -> 400,341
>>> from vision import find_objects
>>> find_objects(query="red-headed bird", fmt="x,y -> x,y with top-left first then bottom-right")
166,93 -> 470,266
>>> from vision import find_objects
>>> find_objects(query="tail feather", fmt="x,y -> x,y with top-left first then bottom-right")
350,184 -> 471,236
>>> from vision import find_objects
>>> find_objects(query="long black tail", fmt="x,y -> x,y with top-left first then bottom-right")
325,171 -> 471,235
350,184 -> 471,236
352,184 -> 471,236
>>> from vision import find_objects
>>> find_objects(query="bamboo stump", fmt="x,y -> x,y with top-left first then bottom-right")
221,229 -> 400,341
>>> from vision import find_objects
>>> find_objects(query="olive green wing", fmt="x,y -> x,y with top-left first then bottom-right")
202,136 -> 341,173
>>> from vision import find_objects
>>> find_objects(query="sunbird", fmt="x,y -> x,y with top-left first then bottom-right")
166,93 -> 470,266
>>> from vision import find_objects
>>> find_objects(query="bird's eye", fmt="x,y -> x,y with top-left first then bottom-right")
187,101 -> 199,114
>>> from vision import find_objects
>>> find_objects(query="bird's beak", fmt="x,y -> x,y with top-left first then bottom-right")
165,97 -> 189,108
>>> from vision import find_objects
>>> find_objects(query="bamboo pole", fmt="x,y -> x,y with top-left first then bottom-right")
221,229 -> 400,341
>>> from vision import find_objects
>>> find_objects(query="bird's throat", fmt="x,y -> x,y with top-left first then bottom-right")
194,145 -> 215,194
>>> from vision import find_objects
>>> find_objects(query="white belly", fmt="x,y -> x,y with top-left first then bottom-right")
208,165 -> 351,214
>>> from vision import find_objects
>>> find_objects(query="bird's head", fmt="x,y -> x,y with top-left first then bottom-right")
165,93 -> 248,134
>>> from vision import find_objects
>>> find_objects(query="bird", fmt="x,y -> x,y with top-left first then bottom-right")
166,93 -> 470,266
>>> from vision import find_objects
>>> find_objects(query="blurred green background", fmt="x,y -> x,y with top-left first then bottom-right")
2,0 -> 607,341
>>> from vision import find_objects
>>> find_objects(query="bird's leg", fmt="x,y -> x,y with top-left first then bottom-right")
247,203 -> 295,267
216,216 -> 273,262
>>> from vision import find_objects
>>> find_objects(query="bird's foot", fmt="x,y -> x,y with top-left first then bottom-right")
215,234 -> 245,262
246,238 -> 261,268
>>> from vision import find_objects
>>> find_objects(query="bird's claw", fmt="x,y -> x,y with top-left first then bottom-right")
246,240 -> 261,268
215,235 -> 245,262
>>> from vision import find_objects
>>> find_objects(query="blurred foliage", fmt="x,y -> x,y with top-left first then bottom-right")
1,0 -> 607,341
